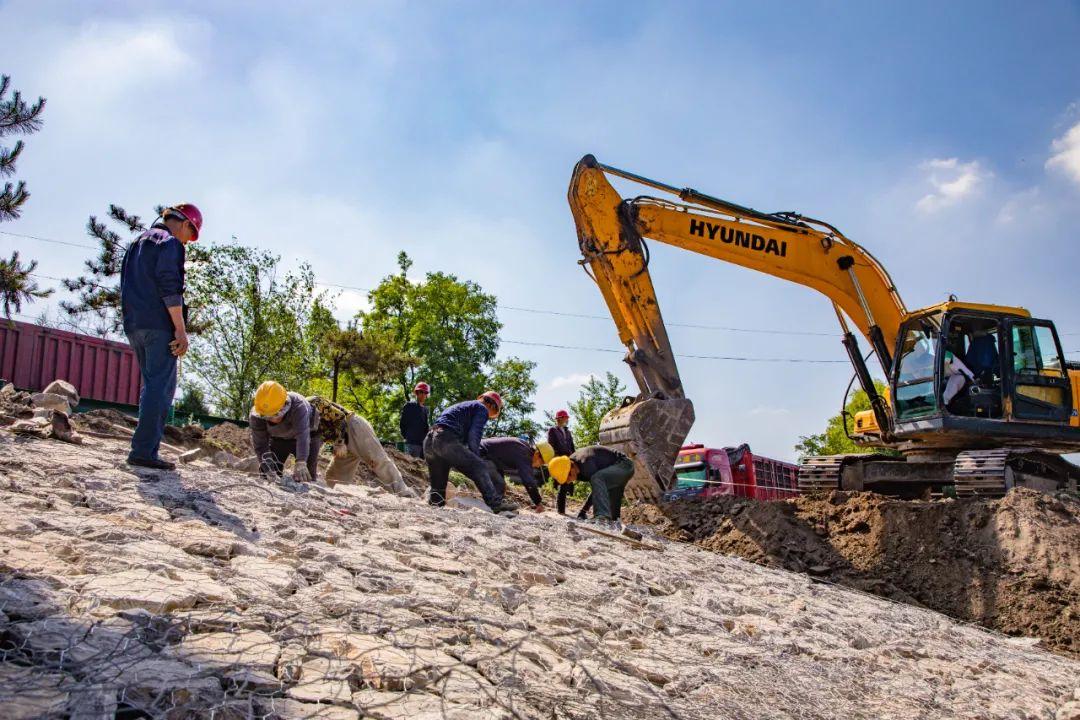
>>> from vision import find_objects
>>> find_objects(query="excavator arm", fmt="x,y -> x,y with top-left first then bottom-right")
568,155 -> 908,500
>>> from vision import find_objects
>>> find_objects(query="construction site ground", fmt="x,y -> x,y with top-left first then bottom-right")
1,411 -> 1079,717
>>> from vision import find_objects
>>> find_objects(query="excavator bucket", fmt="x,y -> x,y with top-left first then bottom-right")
599,397 -> 695,502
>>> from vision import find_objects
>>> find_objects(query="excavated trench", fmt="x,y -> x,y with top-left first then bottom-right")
623,488 -> 1080,658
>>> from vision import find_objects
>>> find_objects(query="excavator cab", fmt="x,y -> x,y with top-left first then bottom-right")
888,302 -> 1078,450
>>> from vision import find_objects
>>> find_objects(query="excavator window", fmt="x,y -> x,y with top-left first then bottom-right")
941,316 -> 1003,419
1007,321 -> 1071,422
894,319 -> 940,419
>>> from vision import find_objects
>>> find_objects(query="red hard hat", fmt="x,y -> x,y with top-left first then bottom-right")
414,382 -> 430,394
479,391 -> 503,411
555,409 -> 570,420
167,203 -> 203,239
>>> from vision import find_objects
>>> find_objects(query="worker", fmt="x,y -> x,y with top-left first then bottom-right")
120,203 -> 202,470
547,409 -> 575,456
424,392 -> 519,513
250,381 -> 320,483
399,381 -> 431,458
480,436 -> 546,512
307,394 -> 417,497
548,446 -> 635,523
943,350 -> 976,406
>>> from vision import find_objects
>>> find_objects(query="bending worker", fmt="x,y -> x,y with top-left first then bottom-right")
250,381 -> 416,497
548,446 -> 635,523
480,436 -> 548,513
251,381 -> 320,484
399,381 -> 431,458
424,392 -> 519,513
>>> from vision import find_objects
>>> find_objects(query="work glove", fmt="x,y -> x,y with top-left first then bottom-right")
292,464 -> 312,483
332,441 -> 349,459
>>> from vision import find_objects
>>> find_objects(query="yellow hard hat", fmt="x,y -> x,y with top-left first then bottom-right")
536,441 -> 555,464
548,456 -> 572,485
253,381 -> 287,417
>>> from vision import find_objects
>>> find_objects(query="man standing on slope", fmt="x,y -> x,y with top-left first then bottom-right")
424,392 -> 519,513
399,381 -> 431,458
120,204 -> 201,470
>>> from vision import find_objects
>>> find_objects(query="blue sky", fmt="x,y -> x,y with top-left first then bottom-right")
3,1 -> 1080,460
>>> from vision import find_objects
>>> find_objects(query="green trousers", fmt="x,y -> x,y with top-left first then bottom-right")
587,457 -> 635,521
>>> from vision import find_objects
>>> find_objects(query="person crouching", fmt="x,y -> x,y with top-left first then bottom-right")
547,446 -> 635,523
250,381 -> 320,484
424,392 -> 519,514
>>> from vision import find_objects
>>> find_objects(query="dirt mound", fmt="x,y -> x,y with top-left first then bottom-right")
624,489 -> 1080,657
202,421 -> 251,455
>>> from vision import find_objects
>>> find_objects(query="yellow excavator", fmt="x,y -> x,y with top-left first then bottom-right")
568,155 -> 1080,501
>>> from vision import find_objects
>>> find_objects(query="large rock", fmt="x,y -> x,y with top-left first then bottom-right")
80,569 -> 233,613
0,665 -> 70,719
43,380 -> 80,408
166,630 -> 281,672
230,555 -> 304,595
31,391 -> 72,414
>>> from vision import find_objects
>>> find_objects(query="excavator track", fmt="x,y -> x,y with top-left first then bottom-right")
798,455 -> 847,493
953,449 -> 1012,497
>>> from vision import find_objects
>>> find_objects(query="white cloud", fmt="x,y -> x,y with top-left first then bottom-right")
915,158 -> 989,212
1046,120 -> 1080,187
995,187 -> 1044,225
748,406 -> 791,417
549,373 -> 594,390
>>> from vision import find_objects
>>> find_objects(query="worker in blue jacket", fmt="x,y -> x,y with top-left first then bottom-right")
424,392 -> 518,513
120,203 -> 202,471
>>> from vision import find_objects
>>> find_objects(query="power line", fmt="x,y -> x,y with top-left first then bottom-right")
9,228 -> 1080,338
501,339 -> 849,363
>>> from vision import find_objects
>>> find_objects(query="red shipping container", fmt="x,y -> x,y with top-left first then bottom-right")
0,320 -> 141,406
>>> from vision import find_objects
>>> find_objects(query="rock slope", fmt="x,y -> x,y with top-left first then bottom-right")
1,432 -> 1079,720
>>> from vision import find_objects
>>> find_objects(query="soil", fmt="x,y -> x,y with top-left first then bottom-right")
623,489 -> 1080,657
202,421 -> 252,455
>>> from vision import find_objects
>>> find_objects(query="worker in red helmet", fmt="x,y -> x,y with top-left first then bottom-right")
547,409 -> 575,457
120,203 -> 202,470
424,391 -> 518,514
399,381 -> 431,458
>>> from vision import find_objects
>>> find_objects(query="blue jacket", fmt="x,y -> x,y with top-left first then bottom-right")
434,400 -> 489,455
120,224 -> 185,332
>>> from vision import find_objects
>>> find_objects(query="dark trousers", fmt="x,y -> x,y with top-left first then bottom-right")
485,461 -> 541,505
406,443 -> 425,459
126,328 -> 177,462
588,457 -> 635,521
555,479 -> 593,518
424,428 -> 501,508
261,434 -> 322,481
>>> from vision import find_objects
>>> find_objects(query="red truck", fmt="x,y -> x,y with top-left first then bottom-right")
666,443 -> 799,502
0,319 -> 141,406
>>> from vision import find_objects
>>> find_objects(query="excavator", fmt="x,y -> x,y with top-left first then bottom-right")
568,155 -> 1080,501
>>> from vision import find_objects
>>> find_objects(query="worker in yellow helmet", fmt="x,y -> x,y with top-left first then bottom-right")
548,445 -> 634,524
250,381 -> 320,484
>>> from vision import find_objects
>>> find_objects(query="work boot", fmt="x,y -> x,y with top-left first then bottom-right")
491,499 -> 519,514
530,503 -> 546,513
389,480 -> 418,499
127,455 -> 176,471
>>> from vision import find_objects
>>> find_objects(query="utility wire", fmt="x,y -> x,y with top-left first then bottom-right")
502,339 -> 849,363
9,228 -> 1080,337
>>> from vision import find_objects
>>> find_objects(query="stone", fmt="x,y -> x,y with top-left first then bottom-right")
180,448 -> 204,463
496,585 -> 526,614
31,391 -> 72,413
167,630 -> 281,672
261,697 -> 359,720
230,555 -> 304,594
0,382 -> 14,396
1058,701 -> 1080,720
43,380 -> 80,408
80,570 -> 202,613
0,665 -> 70,719
286,657 -> 355,704
352,690 -> 502,720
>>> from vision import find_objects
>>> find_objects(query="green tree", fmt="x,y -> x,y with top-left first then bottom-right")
185,243 -> 328,419
484,357 -> 539,439
795,380 -> 895,459
173,385 -> 210,419
317,313 -> 415,403
353,251 -> 502,438
546,372 -> 628,447
61,204 -> 153,337
0,74 -> 46,221
0,251 -> 52,318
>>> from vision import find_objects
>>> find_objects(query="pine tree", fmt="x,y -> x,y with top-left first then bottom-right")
61,204 -> 155,335
0,75 -> 46,221
0,251 -> 52,318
